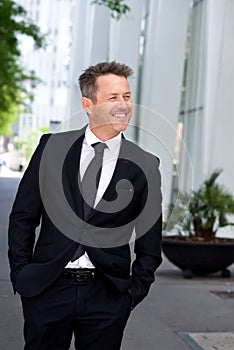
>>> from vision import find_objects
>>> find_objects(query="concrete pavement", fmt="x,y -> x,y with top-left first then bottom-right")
1,173 -> 234,350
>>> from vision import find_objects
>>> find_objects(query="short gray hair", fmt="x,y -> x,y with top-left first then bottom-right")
78,61 -> 133,101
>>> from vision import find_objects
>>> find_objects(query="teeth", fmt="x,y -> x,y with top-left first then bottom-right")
113,113 -> 126,118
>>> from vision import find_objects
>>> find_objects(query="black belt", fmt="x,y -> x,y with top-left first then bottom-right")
64,268 -> 97,282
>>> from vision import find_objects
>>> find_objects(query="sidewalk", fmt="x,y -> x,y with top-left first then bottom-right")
123,257 -> 234,350
1,175 -> 234,350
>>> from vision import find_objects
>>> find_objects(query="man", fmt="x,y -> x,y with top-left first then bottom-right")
8,61 -> 162,350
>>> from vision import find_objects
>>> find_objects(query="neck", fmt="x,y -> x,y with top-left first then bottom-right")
89,126 -> 120,141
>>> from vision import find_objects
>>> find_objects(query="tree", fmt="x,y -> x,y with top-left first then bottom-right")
0,0 -> 46,135
92,0 -> 130,20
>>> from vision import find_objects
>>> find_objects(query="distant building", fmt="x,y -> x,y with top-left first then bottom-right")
16,0 -> 75,133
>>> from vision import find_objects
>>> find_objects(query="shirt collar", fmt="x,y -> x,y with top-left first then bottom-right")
84,126 -> 122,152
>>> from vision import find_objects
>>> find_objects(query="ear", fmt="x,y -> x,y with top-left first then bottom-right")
81,97 -> 93,112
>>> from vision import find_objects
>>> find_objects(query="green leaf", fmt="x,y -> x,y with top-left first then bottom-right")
0,0 -> 46,134
92,0 -> 131,20
165,169 -> 234,240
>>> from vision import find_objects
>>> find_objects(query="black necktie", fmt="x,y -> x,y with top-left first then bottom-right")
82,142 -> 107,220
71,142 -> 107,262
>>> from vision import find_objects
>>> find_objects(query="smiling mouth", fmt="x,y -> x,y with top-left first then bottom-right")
112,112 -> 128,119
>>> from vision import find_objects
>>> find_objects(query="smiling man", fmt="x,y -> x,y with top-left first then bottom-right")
8,61 -> 162,350
80,67 -> 133,139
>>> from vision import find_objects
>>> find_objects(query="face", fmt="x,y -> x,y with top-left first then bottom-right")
82,74 -> 133,140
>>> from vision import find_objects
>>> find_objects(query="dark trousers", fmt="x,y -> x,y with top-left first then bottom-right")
21,273 -> 132,350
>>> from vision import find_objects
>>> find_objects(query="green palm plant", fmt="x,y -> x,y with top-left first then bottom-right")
167,169 -> 234,241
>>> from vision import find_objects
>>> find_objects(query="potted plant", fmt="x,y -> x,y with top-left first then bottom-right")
162,169 -> 234,278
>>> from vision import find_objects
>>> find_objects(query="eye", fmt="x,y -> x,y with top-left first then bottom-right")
109,96 -> 116,101
124,95 -> 131,101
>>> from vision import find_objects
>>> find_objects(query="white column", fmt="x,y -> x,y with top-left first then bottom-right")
204,0 -> 234,195
139,0 -> 190,206
180,0 -> 207,191
109,0 -> 144,140
67,0 -> 110,130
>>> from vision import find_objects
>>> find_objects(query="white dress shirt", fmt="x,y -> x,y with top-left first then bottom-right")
66,126 -> 122,269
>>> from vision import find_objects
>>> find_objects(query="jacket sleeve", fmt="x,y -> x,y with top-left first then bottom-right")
8,134 -> 50,291
129,158 -> 162,307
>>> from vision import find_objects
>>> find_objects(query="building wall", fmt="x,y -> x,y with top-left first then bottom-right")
16,0 -> 234,227
177,0 -> 234,237
16,0 -> 190,207
180,0 -> 234,196
10,0 -> 234,241
205,0 -> 234,193
138,0 -> 190,205
68,0 -> 190,208
67,1 -> 111,130
179,0 -> 206,192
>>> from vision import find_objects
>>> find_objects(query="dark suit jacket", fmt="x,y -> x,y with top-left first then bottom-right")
8,126 -> 162,307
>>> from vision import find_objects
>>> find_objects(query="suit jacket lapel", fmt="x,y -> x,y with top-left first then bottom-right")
106,138 -> 133,197
62,127 -> 86,219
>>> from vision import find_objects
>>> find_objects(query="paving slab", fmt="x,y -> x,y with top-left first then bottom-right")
179,332 -> 234,350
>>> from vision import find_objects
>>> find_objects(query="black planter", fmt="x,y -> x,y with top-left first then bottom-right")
162,238 -> 234,278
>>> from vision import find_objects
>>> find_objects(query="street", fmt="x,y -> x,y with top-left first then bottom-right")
1,175 -> 234,350
0,176 -> 24,349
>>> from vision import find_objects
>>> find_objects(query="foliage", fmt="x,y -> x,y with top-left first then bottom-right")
18,126 -> 48,161
166,169 -> 234,240
0,0 -> 46,135
0,103 -> 19,135
163,192 -> 190,232
92,0 -> 130,20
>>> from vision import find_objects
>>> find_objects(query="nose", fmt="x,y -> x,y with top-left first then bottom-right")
117,95 -> 125,103
116,97 -> 128,109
